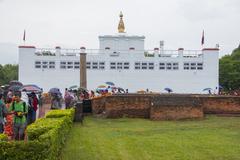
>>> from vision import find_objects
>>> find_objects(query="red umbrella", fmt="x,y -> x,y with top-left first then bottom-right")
21,85 -> 42,93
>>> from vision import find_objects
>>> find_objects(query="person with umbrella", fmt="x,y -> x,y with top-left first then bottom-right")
203,88 -> 212,94
164,88 -> 173,93
7,89 -> 13,100
49,88 -> 62,109
64,88 -> 73,109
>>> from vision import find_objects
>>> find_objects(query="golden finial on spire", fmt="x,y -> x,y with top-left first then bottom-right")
118,11 -> 125,33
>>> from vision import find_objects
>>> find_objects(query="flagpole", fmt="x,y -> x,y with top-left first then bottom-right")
23,29 -> 26,46
201,30 -> 204,50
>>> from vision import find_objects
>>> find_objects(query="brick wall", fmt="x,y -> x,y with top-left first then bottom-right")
150,95 -> 203,120
91,94 -> 240,120
201,96 -> 240,114
91,97 -> 106,114
104,95 -> 151,118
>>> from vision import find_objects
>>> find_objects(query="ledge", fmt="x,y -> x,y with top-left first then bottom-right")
202,48 -> 219,51
18,45 -> 36,49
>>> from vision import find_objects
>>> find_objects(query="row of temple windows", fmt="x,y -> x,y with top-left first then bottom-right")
34,61 -> 203,70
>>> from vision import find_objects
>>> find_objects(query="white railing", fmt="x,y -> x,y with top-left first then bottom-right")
34,48 -> 203,58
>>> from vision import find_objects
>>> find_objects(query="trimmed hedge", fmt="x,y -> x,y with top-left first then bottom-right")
45,108 -> 75,120
0,108 -> 75,160
0,133 -> 8,141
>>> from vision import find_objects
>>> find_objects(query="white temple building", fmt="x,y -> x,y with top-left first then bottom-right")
18,12 -> 219,93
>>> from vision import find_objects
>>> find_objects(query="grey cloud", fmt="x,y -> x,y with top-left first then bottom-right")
178,0 -> 239,21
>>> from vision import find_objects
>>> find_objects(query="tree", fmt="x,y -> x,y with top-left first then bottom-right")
219,46 -> 240,91
0,64 -> 18,86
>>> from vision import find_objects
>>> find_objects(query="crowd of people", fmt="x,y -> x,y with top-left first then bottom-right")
0,89 -> 42,140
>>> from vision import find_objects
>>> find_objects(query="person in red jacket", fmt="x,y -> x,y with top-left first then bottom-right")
27,92 -> 38,125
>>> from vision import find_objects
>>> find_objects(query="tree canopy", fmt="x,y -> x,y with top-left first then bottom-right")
0,64 -> 18,86
219,45 -> 240,91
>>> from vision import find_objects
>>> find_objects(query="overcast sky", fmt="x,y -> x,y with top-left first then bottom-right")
0,0 -> 239,64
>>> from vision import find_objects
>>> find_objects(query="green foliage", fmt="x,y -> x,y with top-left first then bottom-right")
45,109 -> 75,120
0,64 -> 18,86
26,118 -> 63,140
0,141 -> 48,160
219,47 -> 240,90
0,109 -> 75,160
0,133 -> 8,141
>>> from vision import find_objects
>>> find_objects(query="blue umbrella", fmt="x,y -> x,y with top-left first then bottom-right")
203,88 -> 212,91
96,88 -> 108,92
164,88 -> 173,93
49,88 -> 61,94
105,82 -> 115,86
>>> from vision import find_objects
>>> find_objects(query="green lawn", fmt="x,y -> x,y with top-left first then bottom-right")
61,116 -> 240,160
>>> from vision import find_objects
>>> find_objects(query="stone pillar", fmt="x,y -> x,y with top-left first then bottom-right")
178,48 -> 184,58
55,46 -> 61,56
80,47 -> 87,88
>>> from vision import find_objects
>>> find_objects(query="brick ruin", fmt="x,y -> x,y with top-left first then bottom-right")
91,94 -> 240,120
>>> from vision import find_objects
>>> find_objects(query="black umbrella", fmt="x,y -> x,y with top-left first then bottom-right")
78,87 -> 88,92
9,80 -> 23,86
118,87 -> 125,93
203,88 -> 212,91
8,85 -> 22,92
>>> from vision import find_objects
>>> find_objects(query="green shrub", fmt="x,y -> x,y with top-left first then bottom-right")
0,141 -> 48,160
0,108 -> 75,160
45,108 -> 75,120
0,133 -> 8,141
27,118 -> 64,140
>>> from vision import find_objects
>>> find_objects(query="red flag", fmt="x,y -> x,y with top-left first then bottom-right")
201,30 -> 204,46
23,30 -> 26,42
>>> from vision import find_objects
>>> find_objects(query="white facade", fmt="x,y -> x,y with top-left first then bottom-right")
99,34 -> 145,53
18,13 -> 219,94
18,42 -> 219,94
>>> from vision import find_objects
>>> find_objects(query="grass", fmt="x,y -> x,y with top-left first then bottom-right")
61,116 -> 240,160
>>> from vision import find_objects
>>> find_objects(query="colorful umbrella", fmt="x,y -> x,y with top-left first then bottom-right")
96,88 -> 107,91
98,85 -> 107,88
